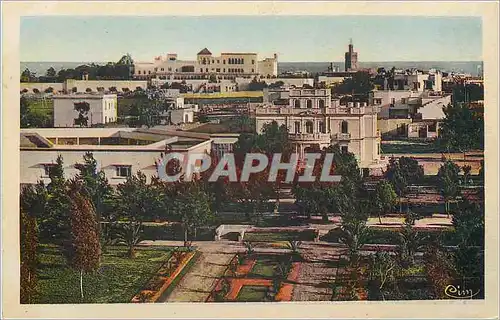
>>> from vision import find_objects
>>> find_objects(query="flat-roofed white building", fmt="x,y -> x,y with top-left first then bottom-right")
210,134 -> 240,159
371,90 -> 451,120
251,88 -> 383,170
53,93 -> 118,127
20,128 -> 212,185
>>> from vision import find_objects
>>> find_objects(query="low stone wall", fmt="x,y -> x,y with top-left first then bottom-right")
21,82 -> 64,93
214,224 -> 253,241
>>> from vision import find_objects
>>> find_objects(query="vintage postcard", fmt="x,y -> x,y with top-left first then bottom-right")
2,1 -> 499,319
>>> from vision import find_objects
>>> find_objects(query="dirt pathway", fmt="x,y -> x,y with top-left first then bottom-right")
292,243 -> 345,301
165,245 -> 236,302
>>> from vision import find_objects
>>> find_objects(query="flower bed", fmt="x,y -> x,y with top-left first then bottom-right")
274,262 -> 301,301
206,253 -> 301,302
131,250 -> 197,303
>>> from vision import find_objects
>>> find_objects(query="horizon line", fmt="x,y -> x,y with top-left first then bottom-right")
21,60 -> 484,63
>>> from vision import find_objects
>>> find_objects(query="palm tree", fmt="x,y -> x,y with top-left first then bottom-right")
115,221 -> 142,258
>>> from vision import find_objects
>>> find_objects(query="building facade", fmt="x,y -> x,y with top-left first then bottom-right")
251,88 -> 382,169
20,128 -> 212,186
372,90 -> 451,120
133,48 -> 278,81
393,70 -> 443,92
53,94 -> 118,127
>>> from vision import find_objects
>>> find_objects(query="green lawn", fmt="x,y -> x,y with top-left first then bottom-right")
381,141 -> 441,154
28,98 -> 54,116
35,245 -> 172,304
236,285 -> 268,302
250,259 -> 277,278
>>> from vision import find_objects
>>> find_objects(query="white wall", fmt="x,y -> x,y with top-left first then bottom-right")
373,90 -> 418,118
170,109 -> 194,125
54,95 -> 117,127
21,83 -> 64,93
20,149 -> 160,185
418,95 -> 451,120
64,79 -> 148,93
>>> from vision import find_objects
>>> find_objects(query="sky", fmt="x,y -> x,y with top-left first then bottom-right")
20,16 -> 482,62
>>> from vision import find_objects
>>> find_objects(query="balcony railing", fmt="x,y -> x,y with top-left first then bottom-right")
289,133 -> 331,141
335,133 -> 351,141
253,105 -> 380,116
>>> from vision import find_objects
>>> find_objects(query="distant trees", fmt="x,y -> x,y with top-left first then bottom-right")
268,81 -> 285,89
439,103 -> 484,152
231,115 -> 254,133
452,83 -> 484,103
127,89 -> 171,128
21,68 -> 37,82
332,71 -> 374,100
46,67 -> 57,78
248,78 -> 268,91
21,55 -> 137,83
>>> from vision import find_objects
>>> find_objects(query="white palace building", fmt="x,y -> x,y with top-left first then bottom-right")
250,88 -> 384,172
133,48 -> 278,81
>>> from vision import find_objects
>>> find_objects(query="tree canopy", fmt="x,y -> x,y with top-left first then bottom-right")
439,102 -> 484,152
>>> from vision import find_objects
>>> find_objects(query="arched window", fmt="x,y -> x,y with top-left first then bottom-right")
294,100 -> 301,108
318,99 -> 325,108
294,121 -> 301,133
185,114 -> 189,123
306,100 -> 313,108
319,121 -> 326,133
306,121 -> 314,134
341,121 -> 348,134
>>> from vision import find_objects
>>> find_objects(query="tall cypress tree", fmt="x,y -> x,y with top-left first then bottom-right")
43,155 -> 71,251
67,180 -> 101,300
19,183 -> 46,303
74,152 -> 113,247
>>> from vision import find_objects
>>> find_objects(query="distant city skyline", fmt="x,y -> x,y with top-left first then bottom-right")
21,16 -> 482,62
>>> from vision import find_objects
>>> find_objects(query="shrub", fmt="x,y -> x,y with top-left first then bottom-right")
243,241 -> 254,254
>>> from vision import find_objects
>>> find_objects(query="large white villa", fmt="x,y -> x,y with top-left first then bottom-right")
250,88 -> 384,172
133,48 -> 278,81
